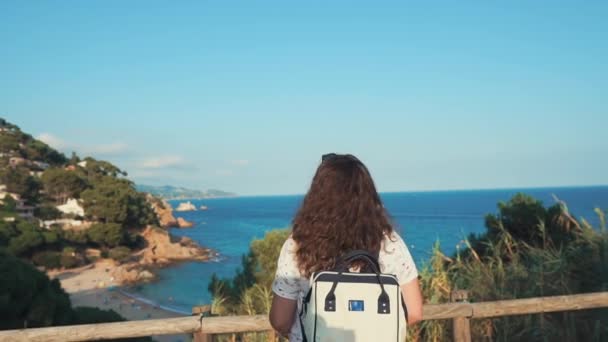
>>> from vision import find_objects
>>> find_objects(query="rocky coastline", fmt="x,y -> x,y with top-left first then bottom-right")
51,197 -> 213,288
109,197 -> 213,284
48,220 -> 216,336
111,225 -> 215,284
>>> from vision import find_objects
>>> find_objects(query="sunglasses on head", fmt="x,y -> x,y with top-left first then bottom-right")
321,153 -> 357,162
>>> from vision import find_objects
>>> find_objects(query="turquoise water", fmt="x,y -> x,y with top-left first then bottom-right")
130,186 -> 608,313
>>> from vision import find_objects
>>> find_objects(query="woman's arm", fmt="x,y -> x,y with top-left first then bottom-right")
401,277 -> 423,325
269,295 -> 298,336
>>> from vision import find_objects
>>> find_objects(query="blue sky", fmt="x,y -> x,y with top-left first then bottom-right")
1,1 -> 607,195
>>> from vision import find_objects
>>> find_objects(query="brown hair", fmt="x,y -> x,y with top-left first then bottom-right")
291,154 -> 394,277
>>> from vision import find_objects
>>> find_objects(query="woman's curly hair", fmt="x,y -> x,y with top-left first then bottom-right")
291,154 -> 393,277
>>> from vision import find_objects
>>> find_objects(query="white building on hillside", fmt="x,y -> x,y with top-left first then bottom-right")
0,186 -> 20,203
42,219 -> 85,229
57,198 -> 85,217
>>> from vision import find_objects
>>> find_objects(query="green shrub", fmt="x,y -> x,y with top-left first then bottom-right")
87,255 -> 100,263
108,246 -> 131,263
62,230 -> 88,244
411,197 -> 608,342
0,196 -> 17,212
209,229 -> 289,314
87,223 -> 126,248
42,231 -> 60,245
0,250 -> 73,329
8,231 -> 44,256
34,205 -> 62,220
32,251 -> 61,269
60,247 -> 80,269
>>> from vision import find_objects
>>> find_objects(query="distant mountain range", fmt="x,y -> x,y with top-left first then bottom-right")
136,184 -> 236,200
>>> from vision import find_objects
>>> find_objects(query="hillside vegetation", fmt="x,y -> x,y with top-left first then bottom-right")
0,118 -> 158,270
0,118 -> 161,338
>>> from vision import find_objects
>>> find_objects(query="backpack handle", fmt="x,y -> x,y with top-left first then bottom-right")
334,250 -> 381,273
325,250 -> 391,314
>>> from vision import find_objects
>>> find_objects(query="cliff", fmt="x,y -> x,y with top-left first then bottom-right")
139,226 -> 210,264
147,195 -> 195,228
111,226 -> 214,284
147,194 -> 178,228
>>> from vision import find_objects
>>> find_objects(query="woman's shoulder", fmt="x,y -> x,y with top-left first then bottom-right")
382,230 -> 405,246
380,230 -> 412,258
282,235 -> 297,249
278,235 -> 298,259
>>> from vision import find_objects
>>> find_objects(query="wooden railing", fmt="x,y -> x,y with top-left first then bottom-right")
1,292 -> 608,342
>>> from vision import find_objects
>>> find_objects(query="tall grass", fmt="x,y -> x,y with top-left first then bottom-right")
209,283 -> 282,342
408,201 -> 608,342
407,242 -> 452,342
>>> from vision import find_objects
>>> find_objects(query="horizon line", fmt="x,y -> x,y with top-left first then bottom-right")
182,183 -> 608,199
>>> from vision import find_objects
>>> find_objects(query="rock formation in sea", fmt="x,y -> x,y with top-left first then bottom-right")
111,226 -> 212,284
175,201 -> 196,212
177,217 -> 194,228
138,226 -> 210,265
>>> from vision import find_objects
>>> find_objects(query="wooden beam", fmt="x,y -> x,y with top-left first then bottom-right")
0,317 -> 201,342
200,315 -> 272,334
472,292 -> 608,318
2,292 -> 608,341
423,303 -> 472,320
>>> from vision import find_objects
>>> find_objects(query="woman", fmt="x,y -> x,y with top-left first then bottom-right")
269,153 -> 423,340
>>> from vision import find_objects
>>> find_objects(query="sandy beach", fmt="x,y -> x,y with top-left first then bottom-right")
49,260 -> 192,342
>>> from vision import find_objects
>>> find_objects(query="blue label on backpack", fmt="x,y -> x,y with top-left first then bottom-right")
348,300 -> 364,311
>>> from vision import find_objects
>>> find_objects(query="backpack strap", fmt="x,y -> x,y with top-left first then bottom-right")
300,286 -> 313,342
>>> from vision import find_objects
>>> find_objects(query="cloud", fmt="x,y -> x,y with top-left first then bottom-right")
36,133 -> 67,149
230,159 -> 249,166
89,142 -> 128,155
140,156 -> 186,169
35,133 -> 128,156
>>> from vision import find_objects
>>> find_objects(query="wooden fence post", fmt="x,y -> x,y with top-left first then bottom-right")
193,306 -> 212,342
193,331 -> 211,342
451,290 -> 471,342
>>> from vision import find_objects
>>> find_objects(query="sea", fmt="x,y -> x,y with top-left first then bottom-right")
127,186 -> 608,314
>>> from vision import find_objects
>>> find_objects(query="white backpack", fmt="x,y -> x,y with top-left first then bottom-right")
299,251 -> 408,342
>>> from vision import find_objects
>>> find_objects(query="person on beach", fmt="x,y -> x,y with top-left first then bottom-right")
269,153 -> 423,340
